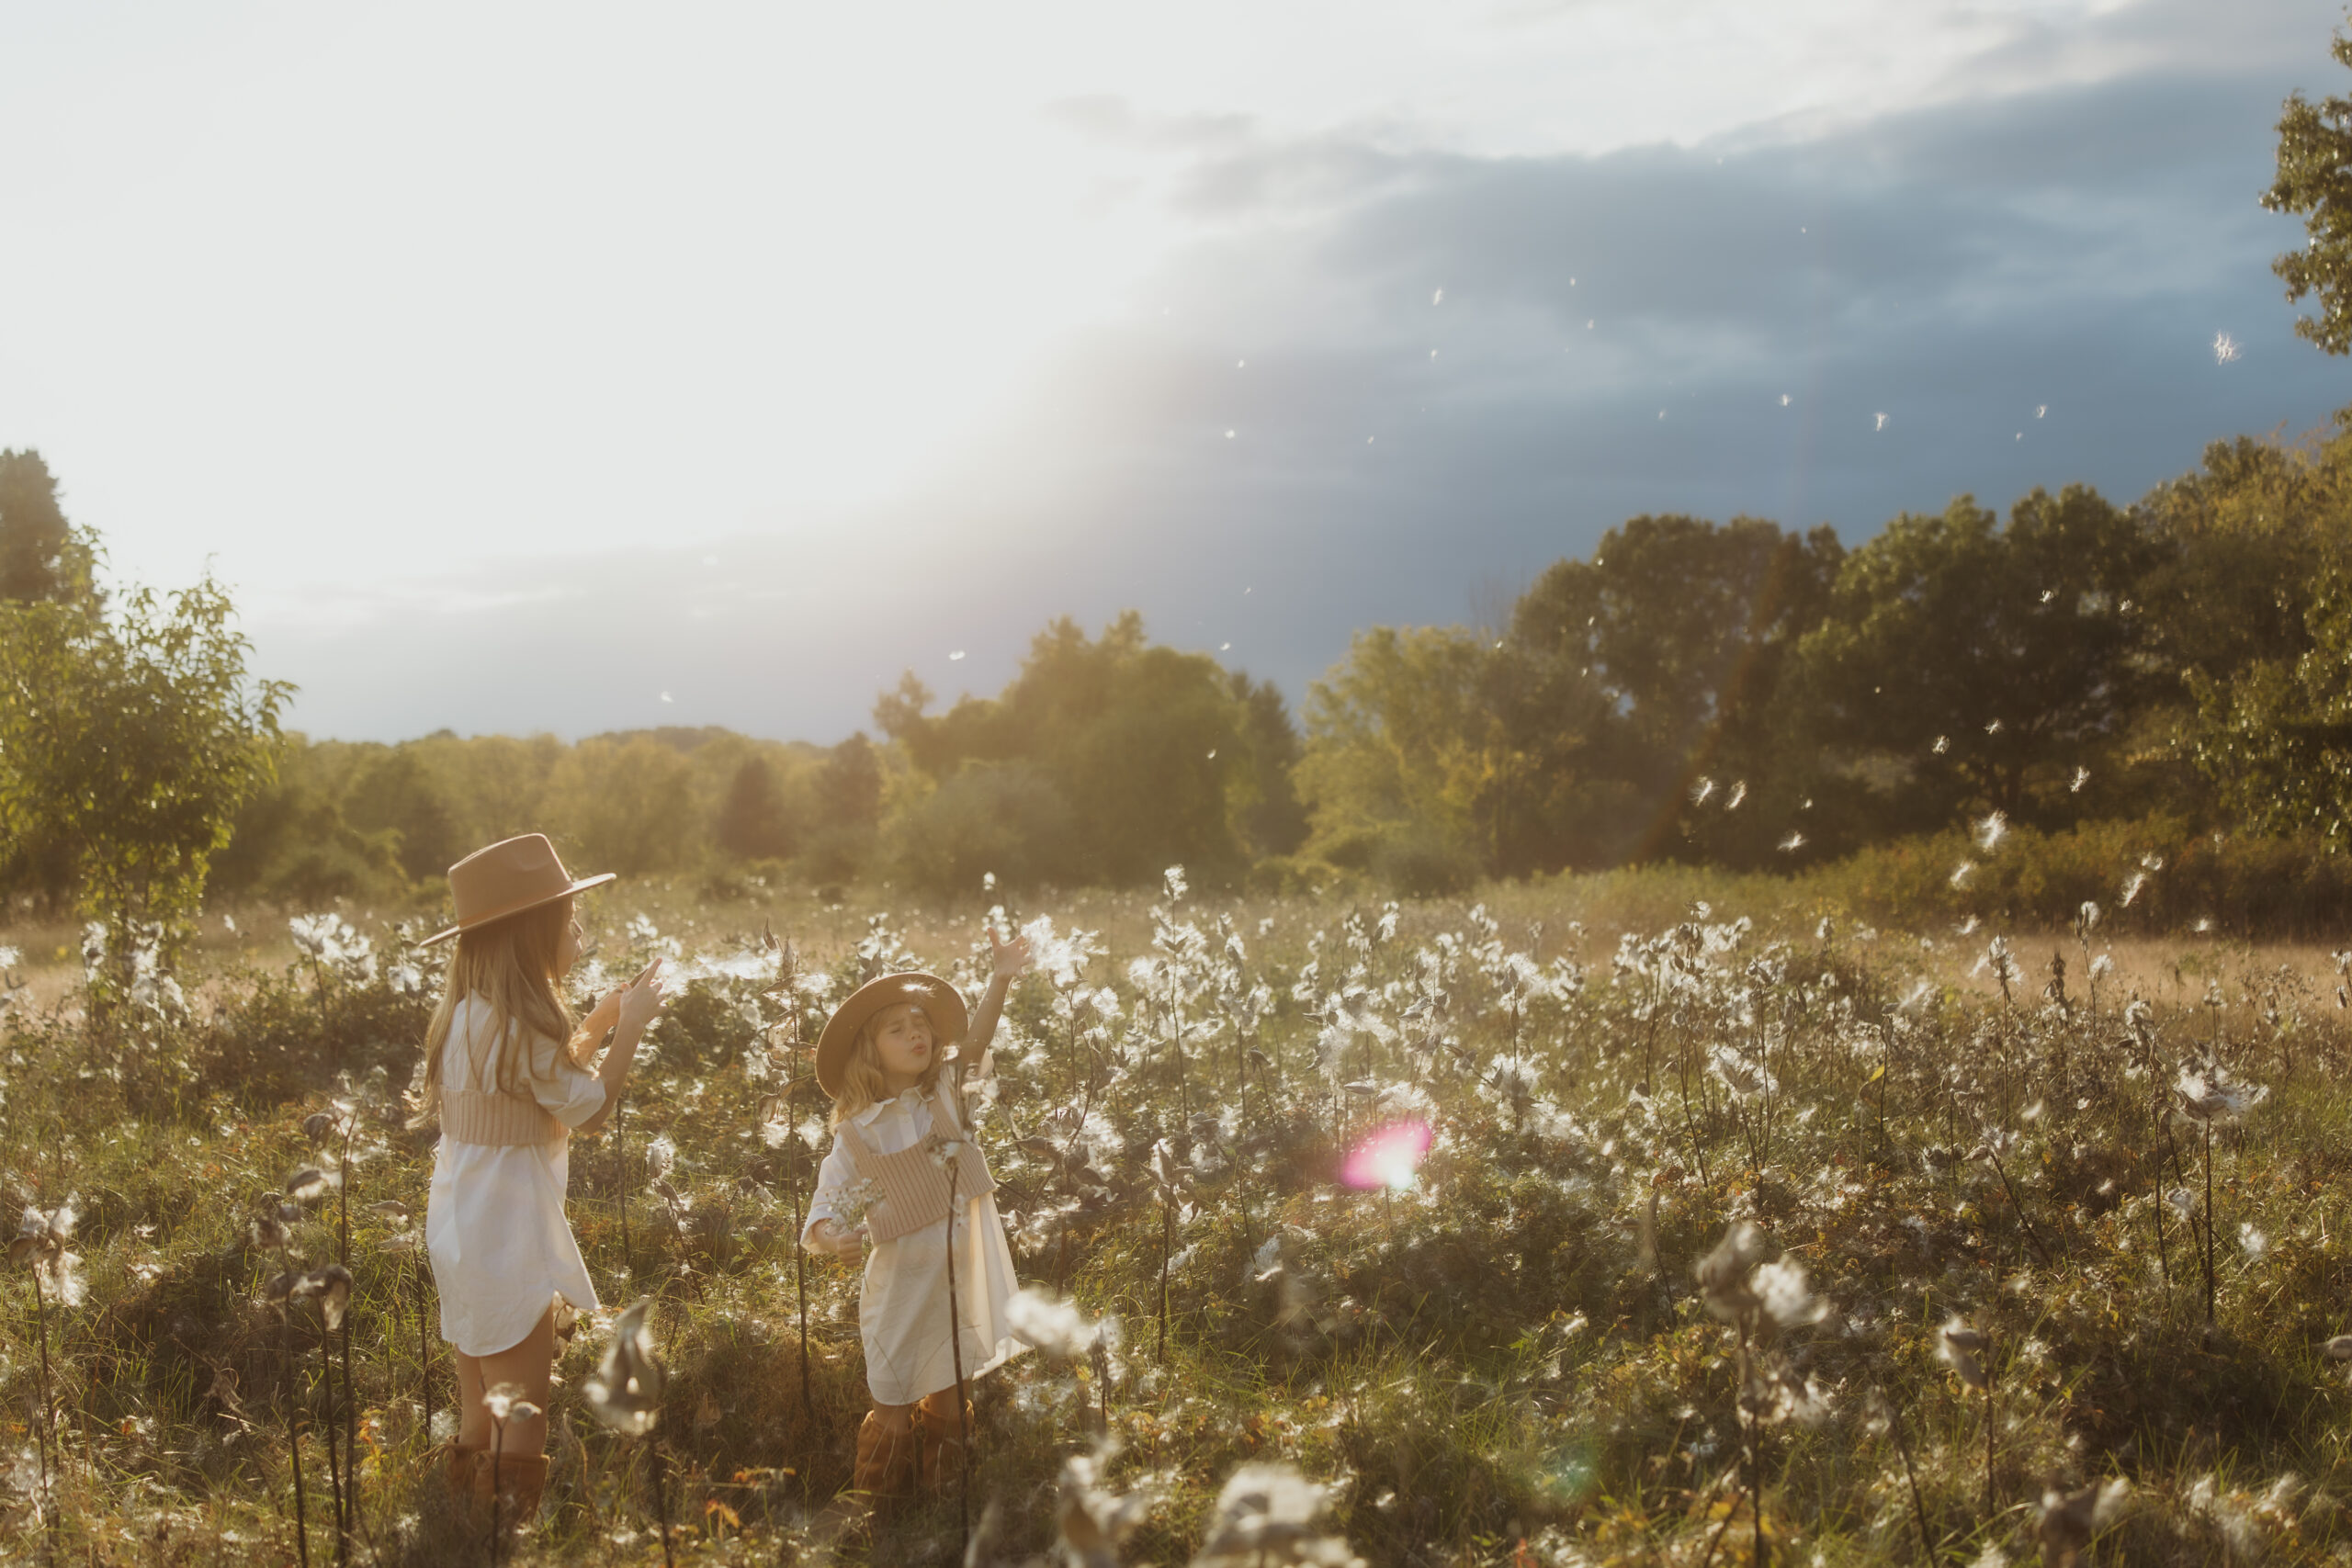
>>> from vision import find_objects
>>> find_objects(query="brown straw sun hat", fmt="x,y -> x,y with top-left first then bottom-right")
416,833 -> 616,948
815,972 -> 969,1099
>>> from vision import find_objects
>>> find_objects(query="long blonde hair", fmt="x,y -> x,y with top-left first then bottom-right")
829,1004 -> 952,1128
410,897 -> 579,1129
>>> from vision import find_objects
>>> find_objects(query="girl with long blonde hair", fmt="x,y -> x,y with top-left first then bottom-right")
415,834 -> 669,1534
802,929 -> 1030,1504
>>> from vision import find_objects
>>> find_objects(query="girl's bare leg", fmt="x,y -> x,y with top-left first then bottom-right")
451,1301 -> 558,1457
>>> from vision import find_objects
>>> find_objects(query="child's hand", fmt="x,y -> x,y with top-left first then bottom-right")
812,1218 -> 867,1258
989,928 -> 1032,984
582,987 -> 625,1032
617,958 -> 670,1033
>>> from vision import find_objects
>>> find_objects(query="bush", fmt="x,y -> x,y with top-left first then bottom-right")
882,761 -> 1077,897
1809,815 -> 2352,936
1367,827 -> 1482,897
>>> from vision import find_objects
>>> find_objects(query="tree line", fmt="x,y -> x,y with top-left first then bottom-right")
14,423 -> 2352,925
5,411 -> 2352,931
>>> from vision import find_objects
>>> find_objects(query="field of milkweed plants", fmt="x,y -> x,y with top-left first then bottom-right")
7,870 -> 2352,1567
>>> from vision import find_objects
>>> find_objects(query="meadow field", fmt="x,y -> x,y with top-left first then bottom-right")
6,873 -> 2352,1568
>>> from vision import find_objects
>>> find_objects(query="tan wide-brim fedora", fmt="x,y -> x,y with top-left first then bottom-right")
815,971 -> 969,1099
417,833 -> 616,948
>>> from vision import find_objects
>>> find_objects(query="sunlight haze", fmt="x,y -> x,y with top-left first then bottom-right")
0,0 -> 2341,739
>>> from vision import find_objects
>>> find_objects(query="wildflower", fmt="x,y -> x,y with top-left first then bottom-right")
284,1168 -> 334,1203
2176,1064 -> 2267,1122
1709,1045 -> 1773,1100
1939,1315 -> 1990,1390
481,1381 -> 540,1426
1694,1222 -> 1770,1324
1005,1289 -> 1102,1359
1056,1450 -> 1155,1568
2038,1477 -> 2128,1566
1751,1258 -> 1829,1329
288,913 -> 377,984
1192,1461 -> 1365,1567
582,1299 -> 664,1438
7,1204 -> 83,1307
288,1264 -> 355,1330
832,1179 -> 886,1235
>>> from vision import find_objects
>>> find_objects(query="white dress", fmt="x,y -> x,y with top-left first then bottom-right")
802,1086 -> 1027,1404
425,995 -> 608,1357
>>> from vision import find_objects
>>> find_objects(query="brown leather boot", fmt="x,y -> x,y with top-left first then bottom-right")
915,1390 -> 973,1499
473,1450 -> 548,1535
852,1410 -> 915,1501
443,1440 -> 487,1518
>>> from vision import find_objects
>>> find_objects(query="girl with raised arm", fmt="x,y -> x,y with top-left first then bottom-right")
802,929 -> 1031,1502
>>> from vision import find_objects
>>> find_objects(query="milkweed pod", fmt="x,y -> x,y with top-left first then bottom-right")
313,1264 -> 354,1331
584,1298 -> 665,1438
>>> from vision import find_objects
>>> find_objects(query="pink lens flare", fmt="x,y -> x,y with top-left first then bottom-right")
1340,1120 -> 1433,1191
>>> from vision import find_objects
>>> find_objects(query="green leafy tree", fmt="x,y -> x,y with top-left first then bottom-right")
210,737 -> 403,905
2185,570 -> 2352,843
1294,625 -> 1521,886
876,615 -> 1256,886
547,737 -> 698,876
1505,515 -> 1842,866
0,578 -> 291,976
884,761 -> 1076,896
2267,21 -> 2352,354
714,753 -> 795,861
1232,672 -> 1309,858
814,734 -> 884,830
342,746 -> 465,885
1794,487 -> 2163,824
0,450 -> 96,605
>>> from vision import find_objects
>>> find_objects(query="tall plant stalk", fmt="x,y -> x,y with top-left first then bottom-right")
2202,1115 -> 2219,1325
286,1313 -> 311,1568
334,1112 -> 360,1557
944,1161 -> 971,1552
29,1269 -> 53,1518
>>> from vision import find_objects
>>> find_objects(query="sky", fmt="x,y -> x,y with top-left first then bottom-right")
2,0 -> 2347,744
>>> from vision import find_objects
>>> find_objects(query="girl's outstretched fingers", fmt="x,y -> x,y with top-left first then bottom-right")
989,928 -> 1032,981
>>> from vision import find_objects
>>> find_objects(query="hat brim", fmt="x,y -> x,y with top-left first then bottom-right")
815,971 -> 970,1098
414,872 -> 617,948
